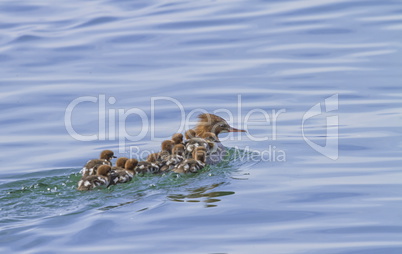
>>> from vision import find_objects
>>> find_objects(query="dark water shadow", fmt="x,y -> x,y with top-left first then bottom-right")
168,182 -> 235,208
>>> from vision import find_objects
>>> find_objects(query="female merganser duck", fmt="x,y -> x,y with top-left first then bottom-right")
173,146 -> 207,174
193,113 -> 246,164
160,144 -> 185,172
81,150 -> 116,177
77,165 -> 112,191
110,159 -> 138,184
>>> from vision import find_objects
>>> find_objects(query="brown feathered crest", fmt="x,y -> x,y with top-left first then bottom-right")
194,113 -> 227,137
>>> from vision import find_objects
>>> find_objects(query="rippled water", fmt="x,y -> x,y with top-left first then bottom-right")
1,0 -> 402,253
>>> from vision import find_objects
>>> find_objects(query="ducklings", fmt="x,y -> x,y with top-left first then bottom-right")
159,144 -> 185,172
109,159 -> 138,185
172,146 -> 207,174
77,165 -> 112,191
135,161 -> 159,174
78,127 -> 224,190
171,133 -> 184,145
81,150 -> 116,177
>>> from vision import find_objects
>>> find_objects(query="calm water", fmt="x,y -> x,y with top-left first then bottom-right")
1,0 -> 402,253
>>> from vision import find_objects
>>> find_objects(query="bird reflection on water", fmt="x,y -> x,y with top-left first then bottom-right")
167,182 -> 235,208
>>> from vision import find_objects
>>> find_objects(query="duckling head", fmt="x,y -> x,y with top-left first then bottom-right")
125,159 -> 139,171
172,144 -> 185,156
185,129 -> 196,140
161,140 -> 174,154
97,165 -> 112,176
171,133 -> 183,144
115,157 -> 129,168
100,150 -> 117,161
200,132 -> 219,142
146,152 -> 159,163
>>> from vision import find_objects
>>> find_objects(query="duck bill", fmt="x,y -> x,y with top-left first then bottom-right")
227,127 -> 246,132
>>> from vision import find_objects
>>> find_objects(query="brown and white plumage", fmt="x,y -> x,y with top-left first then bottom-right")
193,114 -> 246,164
173,146 -> 207,174
135,161 -> 159,174
185,129 -> 197,140
184,137 -> 209,158
198,132 -> 219,155
154,140 -> 174,169
111,157 -> 129,170
159,144 -> 185,172
77,165 -> 112,191
110,159 -> 138,185
146,152 -> 159,163
81,150 -> 116,177
171,133 -> 184,145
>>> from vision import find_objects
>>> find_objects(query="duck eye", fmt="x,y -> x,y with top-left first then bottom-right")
219,123 -> 225,127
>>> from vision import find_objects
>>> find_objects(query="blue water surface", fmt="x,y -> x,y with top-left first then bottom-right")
0,0 -> 402,253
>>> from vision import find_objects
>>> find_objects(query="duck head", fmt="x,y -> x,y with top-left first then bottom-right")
161,140 -> 174,154
115,157 -> 129,168
125,159 -> 138,172
97,165 -> 112,176
172,144 -> 185,156
146,152 -> 159,163
194,113 -> 246,138
100,150 -> 117,161
185,129 -> 197,139
171,133 -> 183,144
